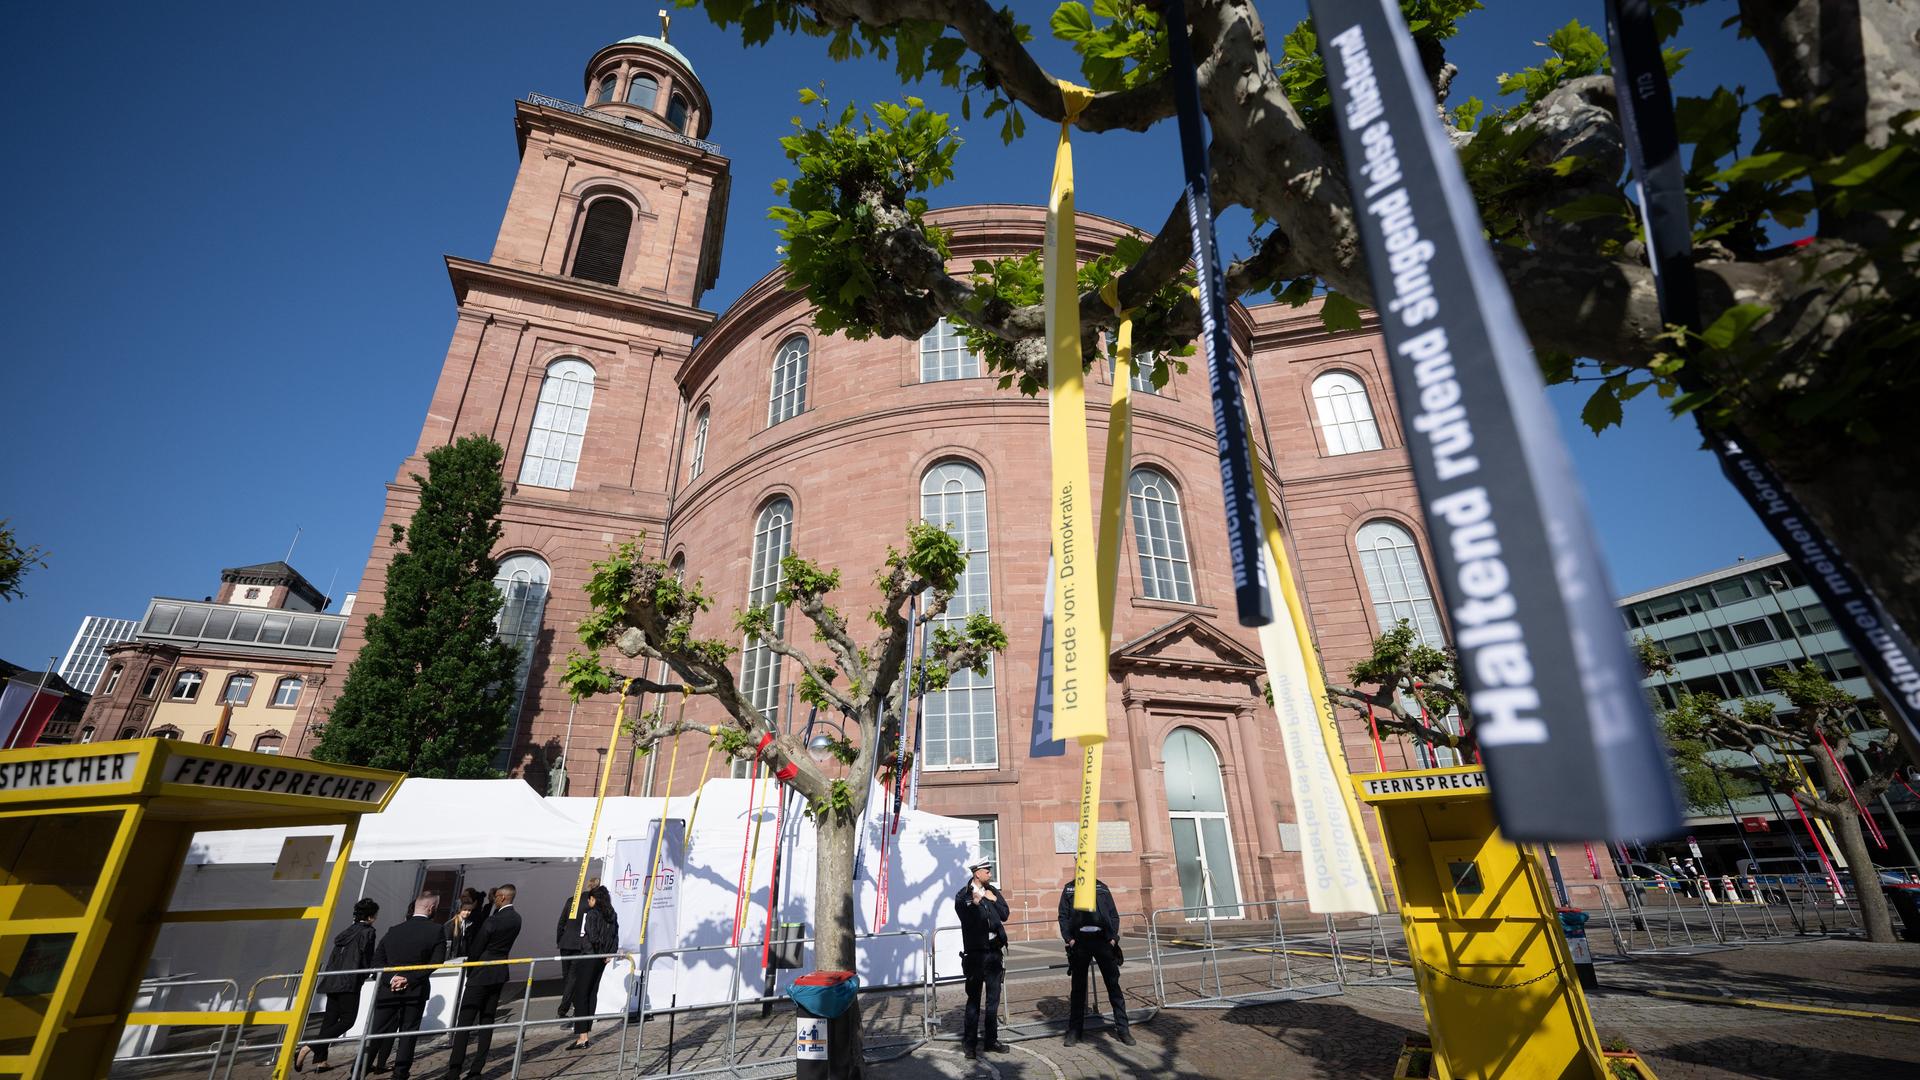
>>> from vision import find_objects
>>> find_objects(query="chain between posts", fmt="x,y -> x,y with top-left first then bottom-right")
1413,957 -> 1564,990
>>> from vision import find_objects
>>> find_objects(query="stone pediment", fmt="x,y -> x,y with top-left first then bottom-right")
1111,614 -> 1264,677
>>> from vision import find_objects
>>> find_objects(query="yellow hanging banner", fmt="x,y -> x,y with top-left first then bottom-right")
1046,79 -> 1105,750
1247,415 -> 1385,913
1074,279 -> 1135,907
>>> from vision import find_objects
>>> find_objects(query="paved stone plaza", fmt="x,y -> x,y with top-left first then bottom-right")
141,937 -> 1917,1079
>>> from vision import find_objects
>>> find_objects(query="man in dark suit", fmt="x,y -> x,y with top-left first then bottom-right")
445,884 -> 522,1078
1057,876 -> 1133,1047
361,893 -> 447,1080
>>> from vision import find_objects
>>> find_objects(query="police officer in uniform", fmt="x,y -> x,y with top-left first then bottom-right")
1057,876 -> 1134,1047
954,858 -> 1010,1059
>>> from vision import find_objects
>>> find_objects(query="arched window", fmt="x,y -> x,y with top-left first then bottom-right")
1129,468 -> 1196,603
919,318 -> 980,381
493,553 -> 552,718
220,673 -> 255,705
153,726 -> 181,740
253,731 -> 284,755
518,358 -> 596,490
667,94 -> 689,132
768,335 -> 809,425
627,74 -> 659,110
669,553 -> 686,581
201,729 -> 235,747
140,666 -> 165,698
1164,729 -> 1243,917
739,499 -> 794,730
103,665 -> 122,696
1355,521 -> 1444,645
569,199 -> 632,286
921,462 -> 996,769
1311,371 -> 1383,455
169,670 -> 204,702
272,677 -> 304,708
79,726 -> 95,744
118,727 -> 139,740
595,73 -> 618,103
688,405 -> 710,480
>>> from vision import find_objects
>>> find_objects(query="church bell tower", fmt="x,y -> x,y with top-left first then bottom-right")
312,32 -> 731,788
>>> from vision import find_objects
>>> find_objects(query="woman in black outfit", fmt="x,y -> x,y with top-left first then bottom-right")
295,898 -> 378,1073
447,887 -> 489,958
565,886 -> 619,1050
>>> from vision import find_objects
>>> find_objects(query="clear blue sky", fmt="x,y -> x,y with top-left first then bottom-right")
0,1 -> 1780,667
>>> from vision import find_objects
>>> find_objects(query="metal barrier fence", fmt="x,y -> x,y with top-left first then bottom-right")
925,914 -> 1158,1043
112,978 -> 241,1080
1147,899 -> 1353,1009
630,929 -> 931,1079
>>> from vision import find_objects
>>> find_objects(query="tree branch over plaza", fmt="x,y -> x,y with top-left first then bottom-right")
561,524 -> 1006,970
684,0 -> 1920,635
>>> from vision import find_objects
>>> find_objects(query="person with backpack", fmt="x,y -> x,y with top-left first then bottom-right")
294,898 -> 377,1073
563,885 -> 619,1051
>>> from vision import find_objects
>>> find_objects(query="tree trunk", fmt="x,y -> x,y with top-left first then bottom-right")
813,809 -> 860,971
1829,804 -> 1896,943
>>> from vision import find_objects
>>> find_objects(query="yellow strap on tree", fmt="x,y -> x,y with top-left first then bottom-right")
570,679 -> 632,921
637,724 -> 681,948
683,724 -> 722,861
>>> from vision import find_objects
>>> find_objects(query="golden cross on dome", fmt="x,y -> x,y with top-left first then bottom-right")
658,9 -> 672,42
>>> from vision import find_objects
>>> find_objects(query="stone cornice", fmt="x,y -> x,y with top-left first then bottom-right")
446,256 -> 717,335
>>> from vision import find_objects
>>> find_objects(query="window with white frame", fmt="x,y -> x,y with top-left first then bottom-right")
253,732 -> 283,754
1129,468 -> 1196,603
493,553 -> 552,725
1163,728 -> 1244,918
963,815 -> 999,869
170,670 -> 204,702
80,727 -> 95,744
689,405 -> 710,480
919,318 -> 981,381
1106,334 -> 1160,394
220,673 -> 255,705
1311,371 -> 1384,455
103,665 -> 122,696
739,499 -> 795,734
768,336 -> 809,425
272,677 -> 304,708
1354,521 -> 1444,645
920,462 -> 996,769
519,358 -> 596,490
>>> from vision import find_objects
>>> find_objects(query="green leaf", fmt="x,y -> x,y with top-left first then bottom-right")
1547,193 -> 1623,223
1050,2 -> 1094,40
1580,384 -> 1623,432
1810,144 -> 1907,187
1319,291 -> 1364,332
1706,151 -> 1813,185
1699,303 -> 1770,351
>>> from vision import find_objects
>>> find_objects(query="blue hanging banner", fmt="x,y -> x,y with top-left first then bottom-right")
1603,0 -> 1920,750
1030,555 -> 1067,757
1164,0 -> 1270,629
1306,0 -> 1682,840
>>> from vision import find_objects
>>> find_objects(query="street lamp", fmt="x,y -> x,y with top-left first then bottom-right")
805,715 -> 849,765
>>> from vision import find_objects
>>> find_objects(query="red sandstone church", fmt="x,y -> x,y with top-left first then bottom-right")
303,34 -> 1448,923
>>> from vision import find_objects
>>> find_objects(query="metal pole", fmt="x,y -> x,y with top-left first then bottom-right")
1708,761 -> 1762,868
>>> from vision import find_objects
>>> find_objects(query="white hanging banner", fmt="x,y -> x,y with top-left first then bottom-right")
611,819 -> 684,1010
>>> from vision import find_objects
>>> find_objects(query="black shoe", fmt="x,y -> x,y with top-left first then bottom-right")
963,1044 -> 977,1060
1116,1028 -> 1137,1046
986,1041 -> 1011,1053
1062,1031 -> 1080,1047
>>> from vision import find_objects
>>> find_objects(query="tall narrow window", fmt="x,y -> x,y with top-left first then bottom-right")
1129,468 -> 1196,603
1355,521 -> 1444,645
1106,335 -> 1160,394
740,499 -> 795,729
919,318 -> 980,381
140,667 -> 165,698
494,553 -> 552,725
594,74 -> 618,103
272,677 -> 304,708
103,665 -> 122,696
667,94 -> 689,132
688,405 -> 710,480
768,335 -> 809,425
569,199 -> 632,286
921,462 -> 996,769
80,727 -> 95,744
220,673 -> 255,705
1164,728 -> 1243,918
1311,371 -> 1383,455
518,358 -> 596,490
627,74 -> 659,109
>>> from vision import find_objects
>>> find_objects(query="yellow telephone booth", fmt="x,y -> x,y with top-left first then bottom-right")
0,738 -> 400,1079
1355,765 -> 1612,1080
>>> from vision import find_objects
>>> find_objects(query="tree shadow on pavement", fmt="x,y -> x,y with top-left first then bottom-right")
1649,1035 -> 1920,1079
1218,1000 -> 1418,1079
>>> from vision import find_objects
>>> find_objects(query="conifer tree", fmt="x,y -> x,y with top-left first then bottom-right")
314,435 -> 522,777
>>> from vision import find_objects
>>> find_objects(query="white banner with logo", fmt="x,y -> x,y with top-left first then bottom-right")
609,818 -> 684,1012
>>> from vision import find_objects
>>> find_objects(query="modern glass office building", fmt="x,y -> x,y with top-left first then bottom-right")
56,616 -> 139,694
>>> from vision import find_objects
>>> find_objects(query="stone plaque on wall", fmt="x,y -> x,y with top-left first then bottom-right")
1052,821 -> 1133,854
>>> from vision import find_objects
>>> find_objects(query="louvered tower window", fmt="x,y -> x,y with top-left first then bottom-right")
570,200 -> 632,286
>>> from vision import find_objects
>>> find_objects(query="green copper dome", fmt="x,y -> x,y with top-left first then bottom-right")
613,35 -> 695,75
